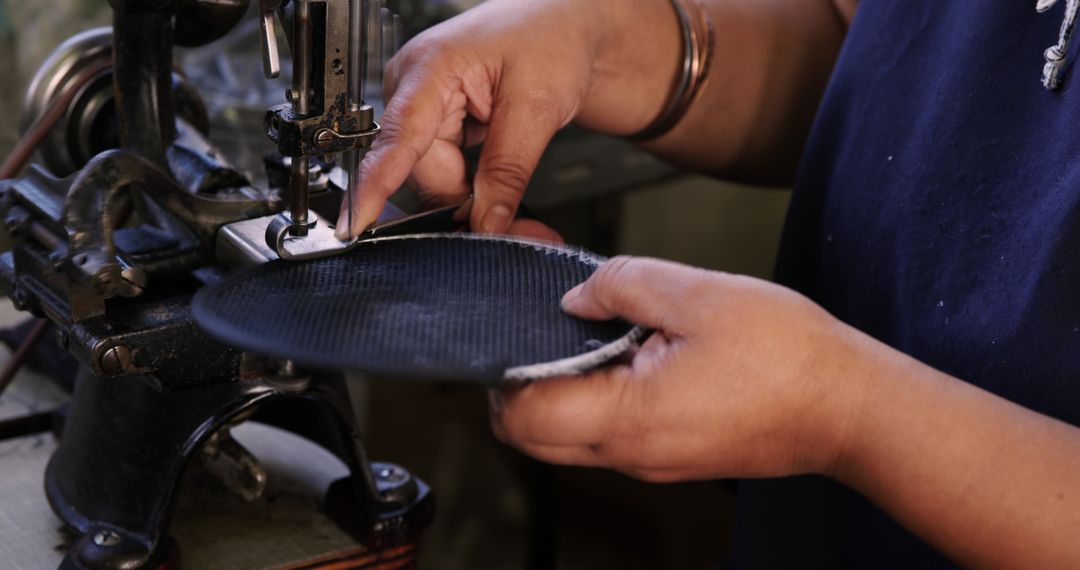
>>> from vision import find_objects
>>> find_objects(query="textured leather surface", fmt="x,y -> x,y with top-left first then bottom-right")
194,234 -> 640,382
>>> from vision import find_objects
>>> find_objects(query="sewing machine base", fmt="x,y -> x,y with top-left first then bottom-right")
46,371 -> 431,570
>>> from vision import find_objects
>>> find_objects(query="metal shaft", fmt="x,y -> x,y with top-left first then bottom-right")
112,10 -> 177,171
349,0 -> 366,106
343,0 -> 367,236
290,0 -> 313,236
367,0 -> 384,99
291,156 -> 310,236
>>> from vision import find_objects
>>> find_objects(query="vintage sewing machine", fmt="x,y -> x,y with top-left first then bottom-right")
0,1 -> 435,568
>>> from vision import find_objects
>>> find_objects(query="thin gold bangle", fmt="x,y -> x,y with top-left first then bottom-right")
629,0 -> 715,141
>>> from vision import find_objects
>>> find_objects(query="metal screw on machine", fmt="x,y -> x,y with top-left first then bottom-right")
377,465 -> 408,484
100,345 -> 133,376
92,530 -> 122,548
315,129 -> 336,150
370,461 -> 419,506
268,359 -> 312,390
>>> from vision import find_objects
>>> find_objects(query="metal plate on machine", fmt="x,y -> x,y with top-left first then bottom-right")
194,234 -> 645,382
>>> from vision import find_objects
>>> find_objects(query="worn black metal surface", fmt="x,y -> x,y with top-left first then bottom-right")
48,373 -> 273,569
67,294 -> 244,387
0,149 -> 276,322
49,370 -> 431,570
1,2 -> 436,568
112,9 -> 176,169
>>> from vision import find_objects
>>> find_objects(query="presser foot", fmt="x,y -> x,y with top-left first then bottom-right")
265,211 -> 357,262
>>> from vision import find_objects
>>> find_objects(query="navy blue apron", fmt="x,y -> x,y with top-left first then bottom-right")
734,1 -> 1080,567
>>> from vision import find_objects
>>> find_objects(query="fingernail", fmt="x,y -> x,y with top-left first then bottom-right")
480,204 -> 513,234
561,284 -> 585,311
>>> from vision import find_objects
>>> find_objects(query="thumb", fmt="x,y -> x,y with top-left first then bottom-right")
561,256 -> 713,334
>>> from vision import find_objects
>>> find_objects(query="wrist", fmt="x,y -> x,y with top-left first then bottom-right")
575,0 -> 685,135
796,319 -> 881,478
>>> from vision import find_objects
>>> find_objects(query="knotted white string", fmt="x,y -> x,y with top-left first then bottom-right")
1039,0 -> 1080,90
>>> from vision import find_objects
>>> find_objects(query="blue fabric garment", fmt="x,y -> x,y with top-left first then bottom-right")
733,1 -> 1080,567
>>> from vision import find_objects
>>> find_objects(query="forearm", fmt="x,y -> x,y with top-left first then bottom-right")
579,0 -> 849,185
832,333 -> 1080,568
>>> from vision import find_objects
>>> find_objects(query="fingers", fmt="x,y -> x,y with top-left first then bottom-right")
488,369 -> 688,478
407,138 -> 472,205
501,441 -> 609,468
405,99 -> 477,205
493,419 -> 688,482
561,256 -> 713,333
471,90 -> 562,234
489,367 -> 630,450
336,70 -> 451,239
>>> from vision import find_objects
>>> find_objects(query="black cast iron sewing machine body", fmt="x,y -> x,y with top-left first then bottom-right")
0,1 -> 432,568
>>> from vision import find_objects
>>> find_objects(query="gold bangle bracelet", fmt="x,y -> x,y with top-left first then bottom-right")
629,0 -> 715,141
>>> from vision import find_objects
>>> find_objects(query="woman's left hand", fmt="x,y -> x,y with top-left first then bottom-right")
490,256 -> 873,482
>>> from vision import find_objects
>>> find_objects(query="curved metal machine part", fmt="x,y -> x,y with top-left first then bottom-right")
0,146 -> 278,322
4,3 -> 436,567
198,427 -> 268,503
60,150 -> 277,299
49,371 -> 432,570
20,28 -> 213,178
20,29 -> 114,177
265,210 -> 349,261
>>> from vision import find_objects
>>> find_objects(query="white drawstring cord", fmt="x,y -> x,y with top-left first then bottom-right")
1039,0 -> 1080,90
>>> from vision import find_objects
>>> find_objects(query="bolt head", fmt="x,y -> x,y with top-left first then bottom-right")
92,530 -> 122,548
277,359 -> 297,378
377,466 -> 408,484
315,130 -> 335,149
100,346 -> 133,376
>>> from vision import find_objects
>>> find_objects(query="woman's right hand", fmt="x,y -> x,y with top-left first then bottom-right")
335,0 -> 681,239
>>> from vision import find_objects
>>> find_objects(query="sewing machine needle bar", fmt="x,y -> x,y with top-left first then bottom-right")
290,0 -> 313,236
350,0 -> 366,105
290,157 -> 310,237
